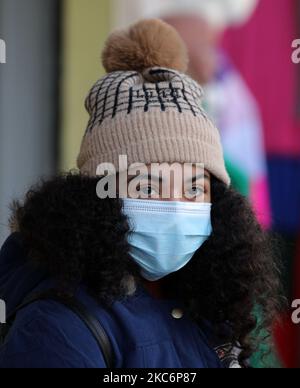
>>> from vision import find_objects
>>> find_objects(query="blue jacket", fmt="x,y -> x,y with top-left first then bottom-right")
0,234 -> 223,368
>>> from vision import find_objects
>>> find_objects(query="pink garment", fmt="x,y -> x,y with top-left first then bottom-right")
250,176 -> 271,229
222,0 -> 300,156
205,54 -> 272,229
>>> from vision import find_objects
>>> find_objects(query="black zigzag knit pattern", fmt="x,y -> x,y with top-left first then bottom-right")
85,68 -> 209,133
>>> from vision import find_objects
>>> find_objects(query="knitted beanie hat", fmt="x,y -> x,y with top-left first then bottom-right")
77,19 -> 230,186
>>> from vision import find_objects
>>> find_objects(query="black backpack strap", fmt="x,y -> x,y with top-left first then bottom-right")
6,290 -> 114,368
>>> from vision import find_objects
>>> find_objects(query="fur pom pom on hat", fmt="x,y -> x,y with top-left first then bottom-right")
102,19 -> 189,74
77,19 -> 230,186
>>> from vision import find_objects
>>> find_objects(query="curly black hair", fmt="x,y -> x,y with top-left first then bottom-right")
165,177 -> 284,365
11,173 -> 283,366
11,173 -> 141,305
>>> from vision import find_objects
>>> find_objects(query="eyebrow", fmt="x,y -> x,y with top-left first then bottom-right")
128,174 -> 162,184
186,173 -> 209,184
128,173 -> 209,184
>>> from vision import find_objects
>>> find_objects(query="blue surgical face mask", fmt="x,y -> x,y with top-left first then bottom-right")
122,199 -> 212,282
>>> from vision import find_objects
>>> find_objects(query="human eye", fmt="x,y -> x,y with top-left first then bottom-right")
138,183 -> 160,198
185,185 -> 204,200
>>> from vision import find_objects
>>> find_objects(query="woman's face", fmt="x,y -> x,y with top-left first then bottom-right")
126,164 -> 211,203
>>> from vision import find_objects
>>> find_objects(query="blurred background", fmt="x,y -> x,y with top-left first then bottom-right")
0,0 -> 300,368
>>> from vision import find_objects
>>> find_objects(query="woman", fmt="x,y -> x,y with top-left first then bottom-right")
0,19 -> 282,368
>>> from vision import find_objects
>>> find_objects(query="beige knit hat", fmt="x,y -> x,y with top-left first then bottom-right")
77,19 -> 230,186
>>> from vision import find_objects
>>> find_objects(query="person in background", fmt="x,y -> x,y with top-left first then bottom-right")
220,0 -> 300,368
164,14 -> 271,230
163,12 -> 277,367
